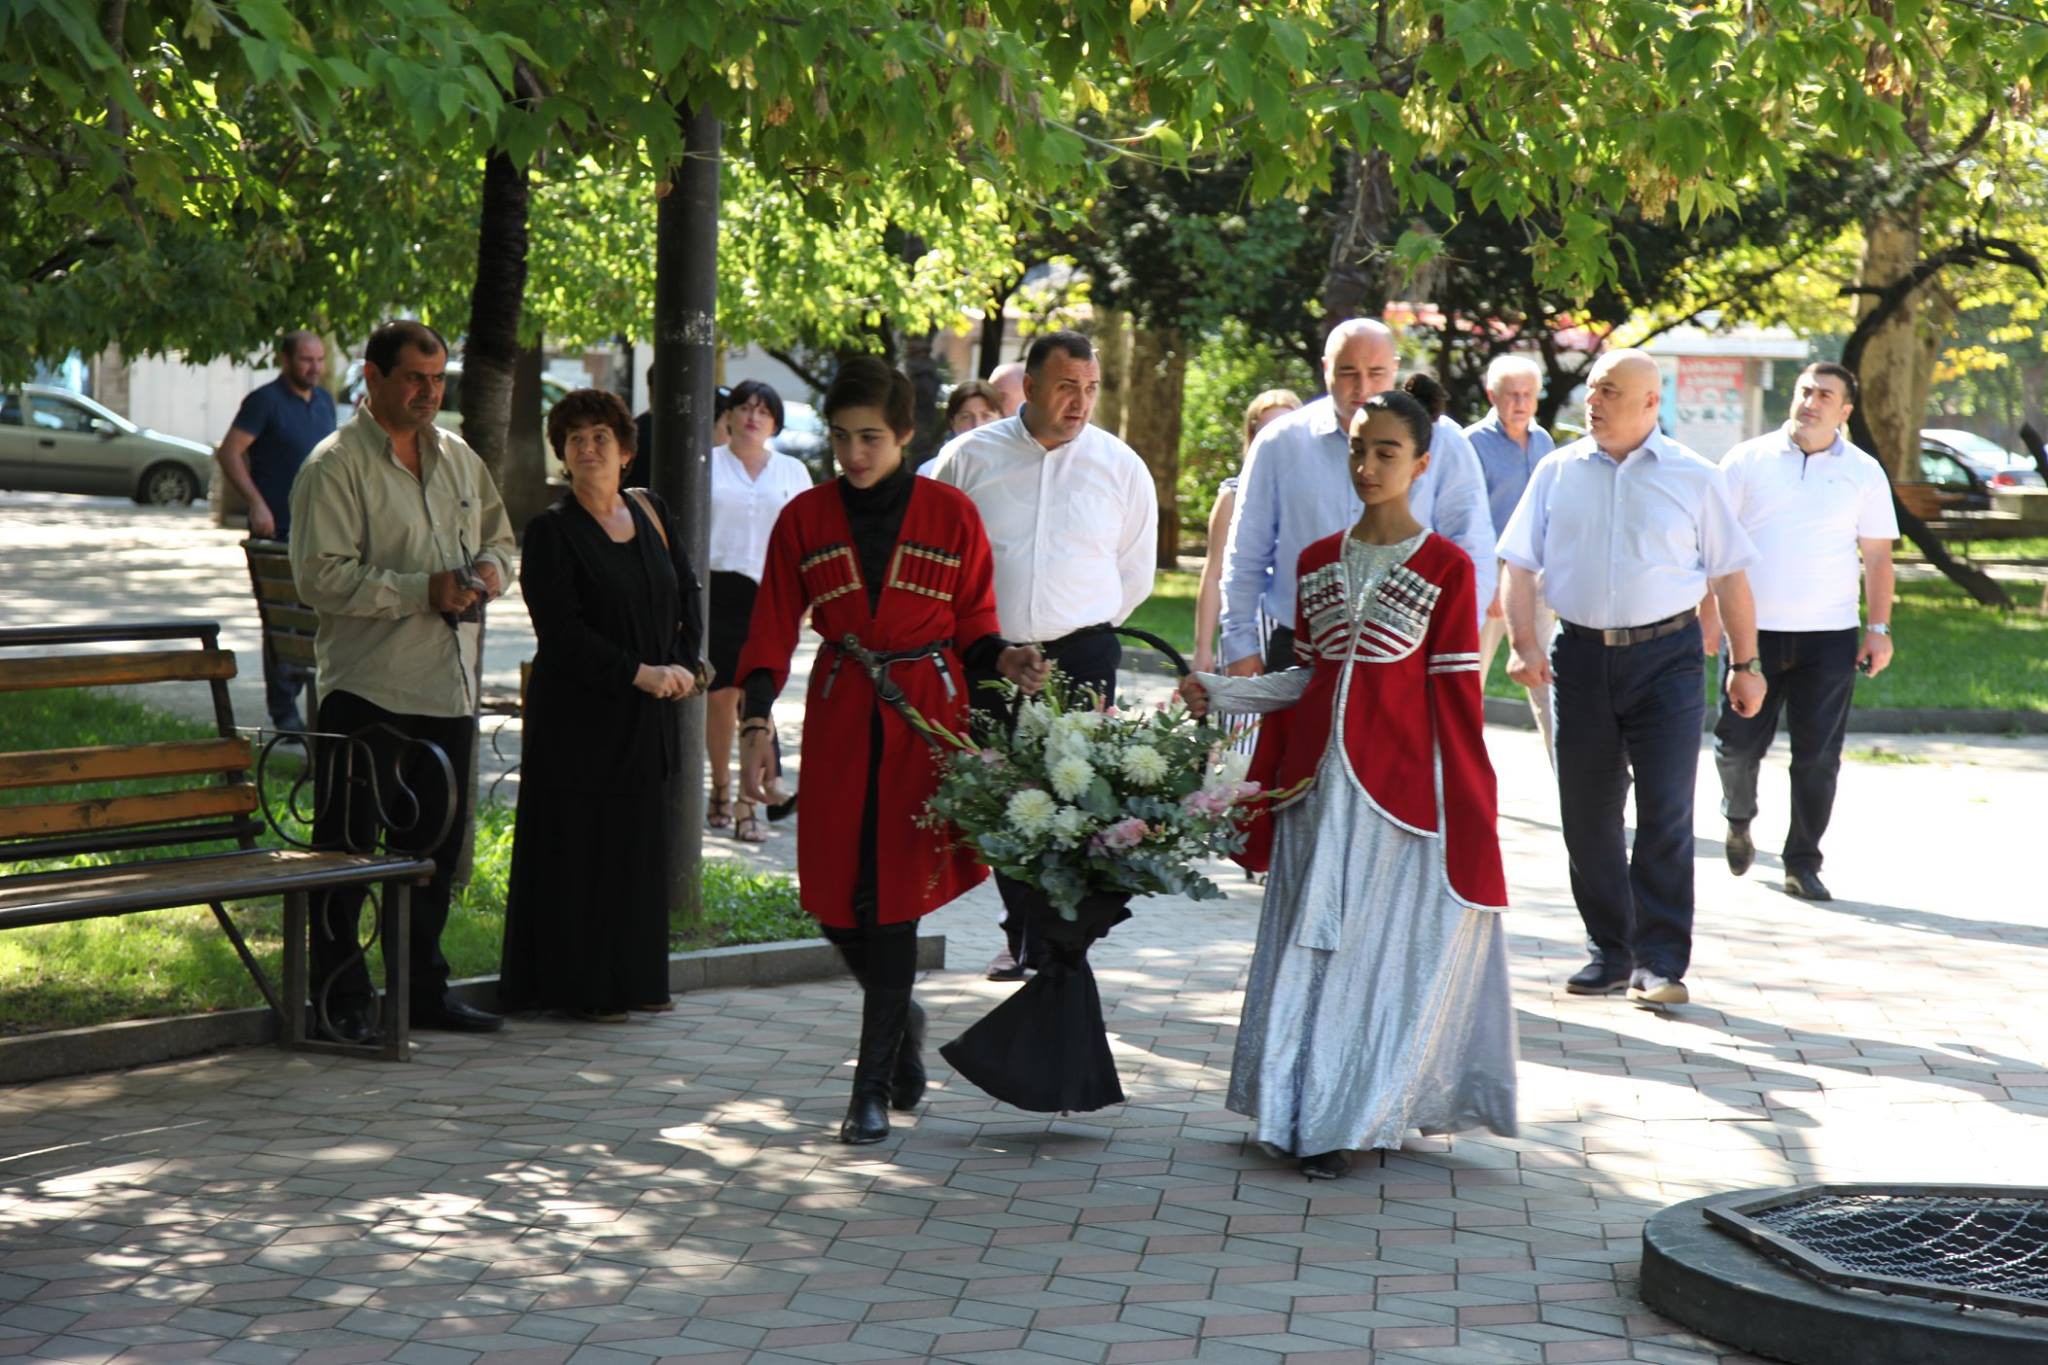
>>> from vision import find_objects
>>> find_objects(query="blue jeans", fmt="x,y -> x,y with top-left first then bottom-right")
1551,621 -> 1705,980
1713,628 -> 1858,875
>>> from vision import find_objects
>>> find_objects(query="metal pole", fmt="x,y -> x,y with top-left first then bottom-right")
652,103 -> 720,925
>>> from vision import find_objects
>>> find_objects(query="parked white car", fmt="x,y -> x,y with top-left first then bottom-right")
0,385 -> 214,505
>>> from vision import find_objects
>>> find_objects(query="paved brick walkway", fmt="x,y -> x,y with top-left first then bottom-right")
5,708 -> 2044,1364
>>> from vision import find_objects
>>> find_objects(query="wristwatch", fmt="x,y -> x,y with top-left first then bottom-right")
1729,658 -> 1764,676
1865,623 -> 1891,636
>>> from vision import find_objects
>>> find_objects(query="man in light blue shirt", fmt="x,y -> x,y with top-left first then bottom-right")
1218,319 -> 1495,674
1497,349 -> 1765,1009
1466,354 -> 1558,750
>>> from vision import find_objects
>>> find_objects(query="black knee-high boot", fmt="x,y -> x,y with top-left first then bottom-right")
830,926 -> 920,1143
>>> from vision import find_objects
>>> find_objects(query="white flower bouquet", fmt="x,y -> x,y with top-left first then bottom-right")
915,674 -> 1278,917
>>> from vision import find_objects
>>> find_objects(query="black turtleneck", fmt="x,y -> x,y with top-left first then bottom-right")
742,460 -> 1007,720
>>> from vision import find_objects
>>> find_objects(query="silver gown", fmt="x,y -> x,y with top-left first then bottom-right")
1197,531 -> 1518,1156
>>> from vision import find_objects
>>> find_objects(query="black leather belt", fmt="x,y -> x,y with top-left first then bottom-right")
821,635 -> 956,708
1559,608 -> 1698,648
1039,622 -> 1114,649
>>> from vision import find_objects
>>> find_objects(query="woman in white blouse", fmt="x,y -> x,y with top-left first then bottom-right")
706,379 -> 813,841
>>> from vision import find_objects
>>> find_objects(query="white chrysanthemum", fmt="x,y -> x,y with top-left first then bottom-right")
1050,805 -> 1092,845
1006,788 -> 1057,837
1215,748 -> 1252,785
1016,702 -> 1052,740
1066,708 -> 1106,733
1121,744 -> 1169,786
1049,755 -> 1095,801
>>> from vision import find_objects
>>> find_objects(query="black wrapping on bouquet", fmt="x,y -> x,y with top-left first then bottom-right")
941,890 -> 1133,1113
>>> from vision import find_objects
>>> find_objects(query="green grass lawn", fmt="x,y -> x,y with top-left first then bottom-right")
1136,569 -> 2047,713
0,689 -> 812,1036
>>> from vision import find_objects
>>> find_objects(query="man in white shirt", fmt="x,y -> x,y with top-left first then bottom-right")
1497,349 -> 1766,1007
1707,362 -> 1897,903
1218,319 -> 1495,677
925,330 -> 1157,978
1465,354 -> 1558,753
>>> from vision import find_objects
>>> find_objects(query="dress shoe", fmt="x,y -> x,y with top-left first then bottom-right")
413,999 -> 504,1032
317,1000 -> 378,1045
1565,960 -> 1632,995
574,1009 -> 629,1023
985,946 -> 1026,982
1784,868 -> 1832,901
1299,1150 -> 1351,1181
633,1000 -> 676,1013
1628,970 -> 1689,1006
1725,821 -> 1754,876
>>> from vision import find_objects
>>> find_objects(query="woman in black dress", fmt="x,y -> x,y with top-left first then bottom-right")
498,388 -> 705,1021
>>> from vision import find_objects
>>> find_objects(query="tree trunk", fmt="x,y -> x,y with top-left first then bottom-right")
1120,324 -> 1184,570
652,104 -> 721,928
904,327 -> 944,463
1852,204 -> 1925,481
1093,306 -> 1128,434
499,335 -> 551,527
1317,145 -> 1396,347
978,275 -> 1017,377
461,149 -> 532,519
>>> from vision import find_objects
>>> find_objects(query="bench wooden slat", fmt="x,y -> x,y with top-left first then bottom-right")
0,650 -> 237,694
254,578 -> 309,606
0,847 -> 435,923
250,557 -> 295,583
0,784 -> 257,841
0,739 -> 251,791
264,604 -> 320,634
270,634 -> 319,666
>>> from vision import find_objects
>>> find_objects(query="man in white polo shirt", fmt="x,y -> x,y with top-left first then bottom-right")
1708,361 -> 1897,903
925,330 -> 1157,978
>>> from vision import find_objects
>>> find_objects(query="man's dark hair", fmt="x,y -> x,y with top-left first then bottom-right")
823,356 -> 915,435
727,378 -> 785,435
280,329 -> 322,361
364,320 -> 447,374
1024,330 -> 1094,376
1799,361 -> 1859,407
1355,389 -> 1434,457
1401,372 -> 1450,421
547,388 -> 638,465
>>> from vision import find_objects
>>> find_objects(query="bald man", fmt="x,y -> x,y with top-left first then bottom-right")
988,362 -> 1027,418
1497,349 -> 1765,1007
1218,318 -> 1495,676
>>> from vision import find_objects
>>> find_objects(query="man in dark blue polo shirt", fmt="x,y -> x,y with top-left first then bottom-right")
215,330 -> 337,728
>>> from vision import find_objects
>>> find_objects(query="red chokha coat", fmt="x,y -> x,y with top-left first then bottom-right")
737,477 -> 1001,927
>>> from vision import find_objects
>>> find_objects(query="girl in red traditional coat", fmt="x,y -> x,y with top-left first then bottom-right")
1182,389 -> 1516,1181
737,358 -> 1048,1145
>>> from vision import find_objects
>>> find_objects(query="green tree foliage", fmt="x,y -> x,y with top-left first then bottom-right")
1176,321 -> 1318,538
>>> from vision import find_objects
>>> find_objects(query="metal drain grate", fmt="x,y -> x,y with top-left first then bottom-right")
1706,1184 -> 2048,1317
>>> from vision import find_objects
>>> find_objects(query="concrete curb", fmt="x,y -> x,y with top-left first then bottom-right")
1481,694 -> 2047,735
0,934 -> 945,1088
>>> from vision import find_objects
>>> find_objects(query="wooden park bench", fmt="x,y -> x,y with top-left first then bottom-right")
242,537 -> 319,725
0,621 -> 445,1060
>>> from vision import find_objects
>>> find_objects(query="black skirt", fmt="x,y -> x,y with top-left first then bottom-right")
707,570 -> 758,689
498,777 -> 676,1014
941,891 -> 1132,1113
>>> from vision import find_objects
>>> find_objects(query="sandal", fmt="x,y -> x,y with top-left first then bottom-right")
707,785 -> 733,829
733,802 -> 769,843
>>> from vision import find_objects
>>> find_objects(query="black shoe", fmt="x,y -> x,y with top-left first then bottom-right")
269,708 -> 306,734
413,999 -> 504,1032
1300,1150 -> 1351,1181
318,1000 -> 378,1045
1565,960 -> 1632,995
891,999 -> 927,1111
1783,868 -> 1832,902
840,983 -> 912,1144
985,946 -> 1026,982
1725,821 -> 1754,876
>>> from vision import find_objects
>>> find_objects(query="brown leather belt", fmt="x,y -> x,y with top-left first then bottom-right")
1559,608 -> 1698,648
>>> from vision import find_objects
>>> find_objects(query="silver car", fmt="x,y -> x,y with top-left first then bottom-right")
0,384 -> 214,505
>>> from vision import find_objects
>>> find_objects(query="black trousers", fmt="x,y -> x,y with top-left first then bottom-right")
1262,624 -> 1298,673
969,627 -> 1122,968
1552,622 -> 1705,981
1713,627 -> 1859,875
310,690 -> 474,1010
